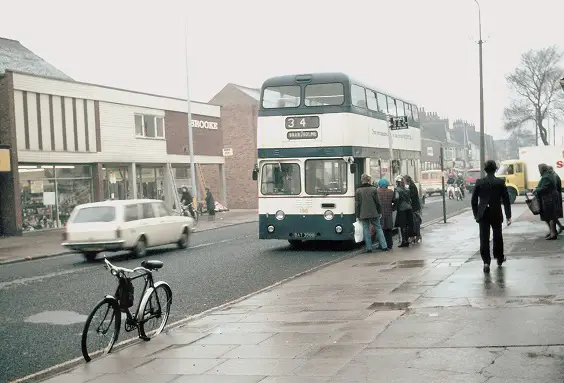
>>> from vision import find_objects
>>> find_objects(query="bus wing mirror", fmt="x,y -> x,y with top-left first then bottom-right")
252,168 -> 258,181
350,163 -> 357,174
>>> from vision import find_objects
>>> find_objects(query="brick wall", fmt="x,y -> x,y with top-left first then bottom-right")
0,73 -> 22,235
199,163 -> 220,204
221,104 -> 258,209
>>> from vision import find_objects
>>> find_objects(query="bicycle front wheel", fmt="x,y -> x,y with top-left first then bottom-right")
81,297 -> 121,362
139,284 -> 172,339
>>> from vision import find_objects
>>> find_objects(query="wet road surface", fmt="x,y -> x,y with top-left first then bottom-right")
0,197 -> 469,382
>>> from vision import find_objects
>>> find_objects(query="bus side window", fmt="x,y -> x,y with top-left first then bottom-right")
376,92 -> 388,114
387,96 -> 397,116
351,85 -> 367,108
366,90 -> 378,111
412,105 -> 420,122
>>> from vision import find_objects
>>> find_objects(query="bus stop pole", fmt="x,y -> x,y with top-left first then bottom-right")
440,146 -> 447,223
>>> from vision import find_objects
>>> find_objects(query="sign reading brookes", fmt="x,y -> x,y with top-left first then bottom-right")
191,119 -> 219,130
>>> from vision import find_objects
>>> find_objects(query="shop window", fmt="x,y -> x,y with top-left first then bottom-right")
135,114 -> 165,139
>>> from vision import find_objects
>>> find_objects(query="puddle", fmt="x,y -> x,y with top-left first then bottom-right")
24,310 -> 88,325
353,261 -> 391,267
393,260 -> 426,268
368,301 -> 410,311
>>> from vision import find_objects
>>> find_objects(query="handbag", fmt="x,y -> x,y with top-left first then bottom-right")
525,193 -> 541,215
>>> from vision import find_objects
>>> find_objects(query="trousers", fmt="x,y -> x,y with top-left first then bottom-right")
479,209 -> 504,265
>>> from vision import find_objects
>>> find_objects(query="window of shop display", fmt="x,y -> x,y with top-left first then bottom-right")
18,165 -> 93,231
136,166 -> 165,200
103,167 -> 130,200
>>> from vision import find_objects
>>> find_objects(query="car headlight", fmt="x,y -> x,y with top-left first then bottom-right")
324,210 -> 334,220
275,210 -> 285,220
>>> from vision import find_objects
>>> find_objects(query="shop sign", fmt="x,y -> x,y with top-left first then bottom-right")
191,119 -> 219,130
0,147 -> 11,172
222,148 -> 233,157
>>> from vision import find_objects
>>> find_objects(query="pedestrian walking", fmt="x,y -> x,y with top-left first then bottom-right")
377,178 -> 394,250
205,187 -> 216,221
355,174 -> 388,252
535,164 -> 560,240
404,175 -> 422,244
547,166 -> 564,234
393,175 -> 413,248
471,160 -> 512,273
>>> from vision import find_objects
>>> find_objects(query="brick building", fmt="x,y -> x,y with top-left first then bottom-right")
209,83 -> 260,209
0,38 -> 226,235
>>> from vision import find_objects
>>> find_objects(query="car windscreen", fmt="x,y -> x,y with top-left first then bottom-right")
72,206 -> 116,223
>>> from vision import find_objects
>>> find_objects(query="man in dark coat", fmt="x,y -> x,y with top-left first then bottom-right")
355,174 -> 388,252
471,160 -> 512,273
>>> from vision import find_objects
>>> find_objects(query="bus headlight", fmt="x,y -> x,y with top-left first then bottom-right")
324,210 -> 334,220
267,225 -> 275,233
335,225 -> 343,234
275,210 -> 285,220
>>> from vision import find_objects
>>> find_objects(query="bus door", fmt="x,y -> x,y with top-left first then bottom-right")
353,157 -> 365,189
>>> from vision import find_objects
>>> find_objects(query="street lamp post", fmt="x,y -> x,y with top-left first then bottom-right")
183,22 -> 198,201
474,0 -> 486,177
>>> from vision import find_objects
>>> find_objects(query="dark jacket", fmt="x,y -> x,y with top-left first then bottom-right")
549,170 -> 563,219
181,191 -> 193,205
535,171 -> 559,222
471,174 -> 511,223
394,186 -> 412,212
355,183 -> 382,220
408,183 -> 421,212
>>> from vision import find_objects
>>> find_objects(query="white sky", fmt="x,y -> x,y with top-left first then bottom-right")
1,0 -> 562,140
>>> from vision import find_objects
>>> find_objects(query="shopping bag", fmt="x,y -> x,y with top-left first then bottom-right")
525,193 -> 541,215
353,220 -> 364,243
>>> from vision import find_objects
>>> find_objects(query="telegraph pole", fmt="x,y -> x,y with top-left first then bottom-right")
440,146 -> 447,223
474,0 -> 486,177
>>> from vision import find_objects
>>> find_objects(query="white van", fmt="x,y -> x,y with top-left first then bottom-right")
62,199 -> 195,261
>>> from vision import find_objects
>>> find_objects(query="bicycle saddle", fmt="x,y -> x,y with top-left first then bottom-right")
141,260 -> 164,270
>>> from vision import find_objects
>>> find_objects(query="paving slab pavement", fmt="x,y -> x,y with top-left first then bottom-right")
0,209 -> 258,265
37,203 -> 564,382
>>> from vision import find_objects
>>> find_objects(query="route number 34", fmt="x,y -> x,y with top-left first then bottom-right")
287,118 -> 306,128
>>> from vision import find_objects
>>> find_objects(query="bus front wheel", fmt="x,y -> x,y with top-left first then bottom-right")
507,187 -> 517,204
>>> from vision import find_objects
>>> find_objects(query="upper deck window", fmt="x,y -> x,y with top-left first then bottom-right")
262,86 -> 301,108
351,85 -> 367,108
304,83 -> 344,106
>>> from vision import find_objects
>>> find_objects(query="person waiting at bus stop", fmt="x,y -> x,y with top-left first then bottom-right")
355,174 -> 388,252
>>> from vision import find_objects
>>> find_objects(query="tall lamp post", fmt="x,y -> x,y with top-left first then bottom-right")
560,77 -> 564,92
184,22 -> 198,201
474,0 -> 486,177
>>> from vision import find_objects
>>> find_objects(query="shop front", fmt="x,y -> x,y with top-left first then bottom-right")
18,164 -> 93,232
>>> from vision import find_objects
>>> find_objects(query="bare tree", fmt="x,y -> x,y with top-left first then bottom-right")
504,46 -> 564,145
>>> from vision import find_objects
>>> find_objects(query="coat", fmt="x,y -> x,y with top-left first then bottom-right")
471,174 -> 512,223
549,170 -> 563,219
535,172 -> 559,222
408,183 -> 421,212
355,183 -> 382,220
377,188 -> 394,230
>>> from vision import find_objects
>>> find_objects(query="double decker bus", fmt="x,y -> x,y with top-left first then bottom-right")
252,73 -> 421,246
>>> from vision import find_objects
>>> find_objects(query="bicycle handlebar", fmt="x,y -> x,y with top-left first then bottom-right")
103,257 -> 151,277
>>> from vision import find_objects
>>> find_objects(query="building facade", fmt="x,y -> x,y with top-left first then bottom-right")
0,71 -> 225,235
209,83 -> 260,209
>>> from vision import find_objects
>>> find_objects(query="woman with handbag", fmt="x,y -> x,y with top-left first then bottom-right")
393,176 -> 413,248
535,163 -> 560,240
404,175 -> 422,244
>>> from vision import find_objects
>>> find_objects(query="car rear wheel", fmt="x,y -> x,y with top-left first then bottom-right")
132,237 -> 147,258
82,252 -> 99,262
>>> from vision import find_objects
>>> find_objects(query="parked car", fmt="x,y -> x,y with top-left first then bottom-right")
465,168 -> 482,193
61,199 -> 195,261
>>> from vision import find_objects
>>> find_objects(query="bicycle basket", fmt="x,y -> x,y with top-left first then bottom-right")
116,277 -> 135,309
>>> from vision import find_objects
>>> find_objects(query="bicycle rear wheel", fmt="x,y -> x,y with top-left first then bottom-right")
81,297 -> 121,362
139,284 -> 172,339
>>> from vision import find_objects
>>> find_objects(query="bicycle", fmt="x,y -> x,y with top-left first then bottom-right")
81,257 -> 172,362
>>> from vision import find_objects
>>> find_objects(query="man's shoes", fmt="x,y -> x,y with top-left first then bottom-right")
483,264 -> 490,273
497,256 -> 506,266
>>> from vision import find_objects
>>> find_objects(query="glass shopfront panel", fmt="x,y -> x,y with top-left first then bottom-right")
18,165 -> 93,232
137,166 -> 165,200
103,167 -> 130,200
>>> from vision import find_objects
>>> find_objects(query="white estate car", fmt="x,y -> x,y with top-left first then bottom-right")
62,199 -> 195,261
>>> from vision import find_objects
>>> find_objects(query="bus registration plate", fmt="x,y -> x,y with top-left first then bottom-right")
293,232 -> 316,239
